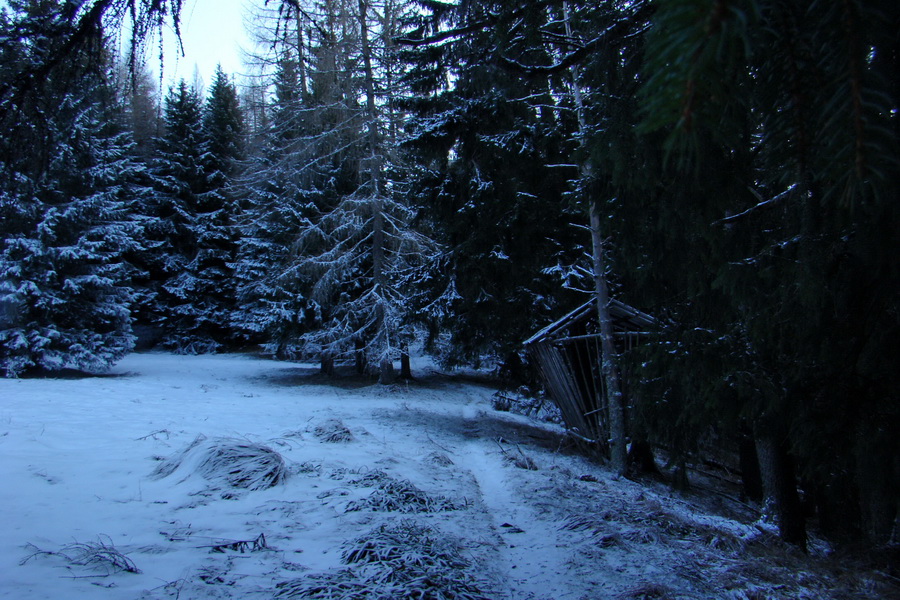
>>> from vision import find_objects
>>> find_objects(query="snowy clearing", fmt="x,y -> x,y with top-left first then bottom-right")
0,353 -> 893,600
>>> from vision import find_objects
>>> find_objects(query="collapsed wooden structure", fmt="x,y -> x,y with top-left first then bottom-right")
524,298 -> 656,445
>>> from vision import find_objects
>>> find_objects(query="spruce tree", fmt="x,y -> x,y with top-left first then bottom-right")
145,80 -> 236,353
631,0 -> 900,546
399,1 -> 584,370
204,66 -> 244,182
0,2 -> 143,376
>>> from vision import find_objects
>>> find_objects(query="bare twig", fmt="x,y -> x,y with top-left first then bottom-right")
135,429 -> 170,441
201,533 -> 270,553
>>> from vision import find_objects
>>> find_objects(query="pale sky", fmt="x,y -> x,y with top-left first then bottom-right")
149,0 -> 252,91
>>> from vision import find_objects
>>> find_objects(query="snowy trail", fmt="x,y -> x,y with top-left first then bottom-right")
453,407 -> 579,600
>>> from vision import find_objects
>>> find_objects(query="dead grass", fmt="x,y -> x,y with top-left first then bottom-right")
496,439 -> 538,470
203,533 -> 270,554
425,451 -> 455,467
275,521 -> 492,600
20,536 -> 140,575
151,435 -> 289,491
313,419 -> 354,443
345,477 -> 460,513
616,582 -> 674,599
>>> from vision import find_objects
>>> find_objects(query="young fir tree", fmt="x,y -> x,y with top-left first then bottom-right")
199,66 -> 244,340
0,2 -> 143,376
204,66 -> 245,182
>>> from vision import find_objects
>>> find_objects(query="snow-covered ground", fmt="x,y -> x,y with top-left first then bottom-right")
0,353 -> 893,600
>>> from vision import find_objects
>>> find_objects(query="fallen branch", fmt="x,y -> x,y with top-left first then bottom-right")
135,429 -> 170,441
201,533 -> 270,553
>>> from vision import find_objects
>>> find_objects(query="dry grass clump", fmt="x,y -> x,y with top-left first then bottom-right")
561,515 -> 605,534
295,461 -> 322,476
313,419 -> 354,443
496,440 -> 538,470
275,521 -> 491,600
616,582 -> 674,599
350,469 -> 391,487
608,496 -> 744,553
275,571 -> 371,599
561,515 -> 660,549
425,452 -> 455,467
342,521 -> 466,573
21,536 -> 140,575
151,435 -> 289,491
345,477 -> 460,513
206,533 -> 270,554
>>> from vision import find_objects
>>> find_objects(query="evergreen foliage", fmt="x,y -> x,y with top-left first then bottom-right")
233,56 -> 320,356
0,1 -> 142,376
141,76 -> 244,354
238,0 -> 443,381
400,0 -> 585,370
401,0 -> 899,548
633,0 -> 900,546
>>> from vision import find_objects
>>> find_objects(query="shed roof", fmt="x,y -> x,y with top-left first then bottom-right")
523,298 -> 657,346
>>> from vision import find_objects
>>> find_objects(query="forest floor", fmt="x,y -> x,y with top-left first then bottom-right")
1,353 -> 896,600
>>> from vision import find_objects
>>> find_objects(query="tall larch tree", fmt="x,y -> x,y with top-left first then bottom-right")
233,54 -> 319,357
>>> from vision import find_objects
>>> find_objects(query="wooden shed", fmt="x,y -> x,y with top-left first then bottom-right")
524,298 -> 656,445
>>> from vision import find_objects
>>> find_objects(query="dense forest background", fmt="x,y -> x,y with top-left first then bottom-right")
0,0 -> 897,553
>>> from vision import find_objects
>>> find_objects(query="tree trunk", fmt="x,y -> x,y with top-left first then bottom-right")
320,351 -> 335,377
855,421 -> 899,545
591,202 -> 628,476
378,355 -> 394,385
739,429 -> 764,502
295,4 -> 307,98
627,439 -> 658,475
400,341 -> 412,379
358,0 -> 394,386
565,2 -> 627,475
755,434 -> 807,550
355,337 -> 366,375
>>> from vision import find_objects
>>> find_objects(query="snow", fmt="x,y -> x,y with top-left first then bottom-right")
0,353 -> 891,600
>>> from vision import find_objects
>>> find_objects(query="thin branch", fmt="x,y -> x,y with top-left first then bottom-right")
713,184 -> 797,225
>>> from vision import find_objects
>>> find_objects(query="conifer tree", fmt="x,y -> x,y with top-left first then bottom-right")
205,66 -> 245,182
399,1 -> 584,370
144,80 -> 239,353
238,0 -> 443,381
233,55 -> 319,356
629,0 -> 900,547
0,1 -> 144,376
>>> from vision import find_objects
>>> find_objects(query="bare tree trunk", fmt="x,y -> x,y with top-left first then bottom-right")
755,434 -> 807,550
590,202 -> 628,476
320,351 -> 335,377
357,0 -> 394,385
855,421 -> 899,545
400,341 -> 412,379
739,428 -> 763,502
355,337 -> 366,375
564,2 -> 627,475
296,4 -> 307,98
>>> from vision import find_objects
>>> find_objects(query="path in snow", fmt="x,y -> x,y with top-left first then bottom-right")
455,405 -> 578,600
